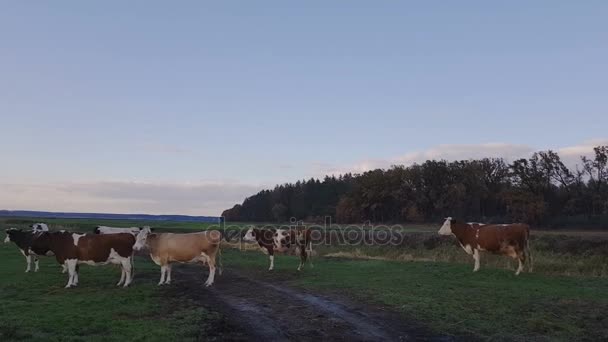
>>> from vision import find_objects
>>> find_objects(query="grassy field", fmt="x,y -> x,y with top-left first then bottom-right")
225,249 -> 608,341
2,217 -> 608,341
0,247 -> 230,342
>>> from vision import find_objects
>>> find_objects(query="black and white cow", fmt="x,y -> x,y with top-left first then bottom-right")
31,223 -> 49,232
4,228 -> 66,273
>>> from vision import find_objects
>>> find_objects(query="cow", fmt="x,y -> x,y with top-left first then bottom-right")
4,228 -> 65,273
133,227 -> 222,287
438,217 -> 533,275
31,223 -> 49,232
242,226 -> 313,271
41,231 -> 136,288
94,226 -> 146,235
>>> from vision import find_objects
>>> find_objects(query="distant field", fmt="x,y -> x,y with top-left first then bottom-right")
1,217 -> 220,233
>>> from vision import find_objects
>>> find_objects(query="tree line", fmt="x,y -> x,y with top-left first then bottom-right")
222,146 -> 608,228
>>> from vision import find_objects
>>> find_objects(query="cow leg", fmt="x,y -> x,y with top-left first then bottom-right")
34,257 -> 40,272
165,264 -> 172,285
308,242 -> 314,268
61,264 -> 67,273
473,249 -> 481,272
73,265 -> 79,286
158,265 -> 167,286
117,267 -> 126,286
65,260 -> 78,288
121,257 -> 133,287
297,246 -> 307,271
25,254 -> 32,273
204,257 -> 216,287
268,248 -> 275,271
515,252 -> 525,276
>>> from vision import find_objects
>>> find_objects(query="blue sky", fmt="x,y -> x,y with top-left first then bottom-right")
1,1 -> 607,215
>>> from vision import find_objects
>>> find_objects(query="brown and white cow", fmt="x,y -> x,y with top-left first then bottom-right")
4,228 -> 65,273
242,227 -> 313,271
41,231 -> 136,288
438,217 -> 533,275
133,227 -> 222,287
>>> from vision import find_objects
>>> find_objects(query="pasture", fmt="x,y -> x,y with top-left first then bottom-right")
1,217 -> 608,341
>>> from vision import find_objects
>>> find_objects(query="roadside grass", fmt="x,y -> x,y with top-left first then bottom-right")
0,244 -> 225,342
223,248 -> 608,341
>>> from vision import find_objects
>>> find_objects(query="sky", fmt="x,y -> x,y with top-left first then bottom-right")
1,1 -> 607,215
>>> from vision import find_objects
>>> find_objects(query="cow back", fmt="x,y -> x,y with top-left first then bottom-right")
479,224 -> 529,249
76,233 -> 135,262
150,231 -> 221,262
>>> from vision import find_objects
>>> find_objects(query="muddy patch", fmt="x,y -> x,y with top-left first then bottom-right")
161,265 -> 463,341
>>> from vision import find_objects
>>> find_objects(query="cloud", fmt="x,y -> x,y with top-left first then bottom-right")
0,181 -> 263,216
314,139 -> 608,176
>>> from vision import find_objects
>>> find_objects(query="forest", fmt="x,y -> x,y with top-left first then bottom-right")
222,146 -> 608,227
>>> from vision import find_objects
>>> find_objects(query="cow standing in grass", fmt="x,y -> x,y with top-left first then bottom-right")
133,227 -> 222,287
438,217 -> 533,275
4,228 -> 66,273
242,226 -> 313,271
41,231 -> 136,288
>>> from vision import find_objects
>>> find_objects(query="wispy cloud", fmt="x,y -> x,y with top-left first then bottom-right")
0,181 -> 263,216
314,139 -> 608,176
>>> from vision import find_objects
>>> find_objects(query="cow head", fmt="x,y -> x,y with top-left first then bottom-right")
438,217 -> 453,235
31,223 -> 48,232
4,228 -> 19,243
242,227 -> 257,242
133,227 -> 152,251
274,229 -> 292,252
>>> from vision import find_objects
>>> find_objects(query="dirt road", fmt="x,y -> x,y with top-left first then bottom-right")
163,265 -> 461,341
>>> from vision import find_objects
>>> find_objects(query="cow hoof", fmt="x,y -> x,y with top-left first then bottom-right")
25,270 -> 30,273
205,283 -> 213,287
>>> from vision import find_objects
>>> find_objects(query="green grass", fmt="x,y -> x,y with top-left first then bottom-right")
0,244 -> 223,342
224,248 -> 608,341
3,217 -> 608,340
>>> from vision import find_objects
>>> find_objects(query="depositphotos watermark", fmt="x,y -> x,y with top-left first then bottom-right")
208,216 -> 411,247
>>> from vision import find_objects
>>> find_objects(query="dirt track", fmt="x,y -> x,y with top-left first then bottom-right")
162,265 -> 461,342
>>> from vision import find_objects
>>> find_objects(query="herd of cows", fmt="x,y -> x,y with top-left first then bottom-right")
3,218 -> 533,289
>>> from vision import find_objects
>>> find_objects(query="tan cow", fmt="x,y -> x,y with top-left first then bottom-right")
438,217 -> 533,275
133,227 -> 222,286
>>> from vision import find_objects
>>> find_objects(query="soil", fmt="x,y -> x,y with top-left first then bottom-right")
160,264 -> 466,342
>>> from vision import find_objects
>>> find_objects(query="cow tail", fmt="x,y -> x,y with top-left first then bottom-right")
307,239 -> 313,268
525,227 -> 533,272
217,245 -> 223,276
